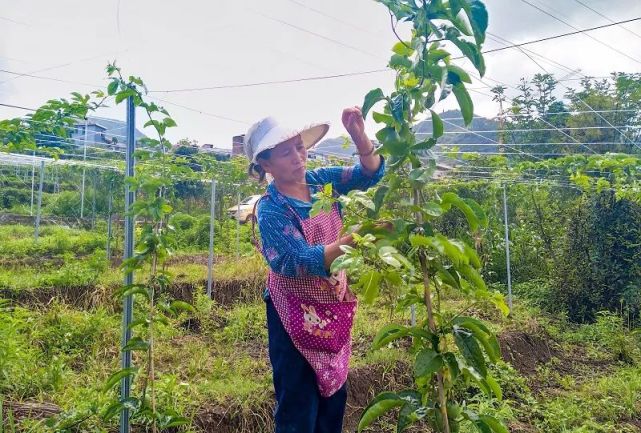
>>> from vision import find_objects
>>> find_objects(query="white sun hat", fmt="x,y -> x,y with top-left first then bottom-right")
244,116 -> 330,164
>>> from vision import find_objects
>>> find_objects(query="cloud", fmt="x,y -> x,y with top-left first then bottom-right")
1,0 -> 640,146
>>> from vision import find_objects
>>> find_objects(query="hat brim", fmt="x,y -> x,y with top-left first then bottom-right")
252,122 -> 330,163
300,123 -> 330,149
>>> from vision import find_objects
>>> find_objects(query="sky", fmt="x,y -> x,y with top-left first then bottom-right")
1,0 -> 641,150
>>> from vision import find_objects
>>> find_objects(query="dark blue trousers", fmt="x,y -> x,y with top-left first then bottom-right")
266,298 -> 347,433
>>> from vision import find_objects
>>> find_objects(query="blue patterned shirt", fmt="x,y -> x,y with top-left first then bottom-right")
257,160 -> 385,298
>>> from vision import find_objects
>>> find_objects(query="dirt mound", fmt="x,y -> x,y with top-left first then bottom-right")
193,362 -> 412,433
1,277 -> 265,310
170,280 -> 263,306
2,401 -> 61,424
0,284 -> 114,309
499,331 -> 556,375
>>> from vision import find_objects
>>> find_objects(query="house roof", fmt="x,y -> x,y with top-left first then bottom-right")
83,116 -> 147,142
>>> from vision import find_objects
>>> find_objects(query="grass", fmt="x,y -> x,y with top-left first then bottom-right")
2,224 -> 641,432
533,366 -> 641,432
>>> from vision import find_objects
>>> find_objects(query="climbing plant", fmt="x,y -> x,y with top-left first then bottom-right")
315,1 -> 510,432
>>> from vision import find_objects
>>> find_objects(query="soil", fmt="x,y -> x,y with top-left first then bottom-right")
191,361 -> 414,433
0,278 -> 264,310
498,331 -> 557,376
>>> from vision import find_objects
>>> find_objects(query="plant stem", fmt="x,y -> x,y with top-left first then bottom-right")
414,187 -> 450,433
150,243 -> 158,433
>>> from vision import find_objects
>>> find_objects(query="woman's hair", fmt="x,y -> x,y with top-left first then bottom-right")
248,148 -> 272,183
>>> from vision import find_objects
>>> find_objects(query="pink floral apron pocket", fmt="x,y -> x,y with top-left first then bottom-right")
286,295 -> 357,353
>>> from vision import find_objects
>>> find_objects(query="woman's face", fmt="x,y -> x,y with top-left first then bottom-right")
259,135 -> 307,183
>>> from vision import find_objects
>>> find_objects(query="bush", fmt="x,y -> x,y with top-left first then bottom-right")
36,303 -> 117,365
46,191 -> 81,217
553,192 -> 641,322
511,279 -> 557,312
0,187 -> 30,209
169,215 -> 254,255
169,212 -> 197,231
0,225 -> 106,259
564,311 -> 639,363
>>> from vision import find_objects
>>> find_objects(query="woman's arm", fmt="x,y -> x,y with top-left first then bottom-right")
323,234 -> 354,271
342,106 -> 382,176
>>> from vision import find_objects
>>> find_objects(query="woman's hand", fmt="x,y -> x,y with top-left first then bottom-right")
341,106 -> 367,146
342,106 -> 381,174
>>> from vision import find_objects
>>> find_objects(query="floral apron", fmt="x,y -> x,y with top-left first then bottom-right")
254,192 -> 357,397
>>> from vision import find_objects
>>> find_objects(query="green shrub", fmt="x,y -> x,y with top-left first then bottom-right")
46,191 -> 81,217
0,187 -> 30,209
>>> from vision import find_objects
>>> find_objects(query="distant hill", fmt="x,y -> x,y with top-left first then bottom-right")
415,110 -> 498,153
312,110 -> 498,159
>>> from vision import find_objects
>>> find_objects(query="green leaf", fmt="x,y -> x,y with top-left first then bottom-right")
379,247 -> 402,268
101,401 -> 124,421
391,94 -> 405,123
162,416 -> 190,428
122,336 -> 150,352
372,324 -> 410,350
373,185 -> 389,212
441,192 -> 480,231
396,390 -> 423,432
461,367 -> 492,396
485,375 -> 503,401
107,80 -> 119,96
373,111 -> 395,125
117,284 -> 151,301
452,83 -> 474,125
351,191 -> 376,210
450,0 -> 464,15
127,317 -> 151,330
376,127 -> 407,157
392,41 -> 414,56
478,414 -> 508,433
409,168 -> 433,184
464,0 -> 489,45
453,326 -> 487,376
357,392 -> 405,432
434,234 -> 467,266
415,349 -> 443,378
390,54 -> 413,70
447,65 -> 472,84
457,322 -> 499,362
359,270 -> 383,304
413,138 -> 436,150
362,88 -> 386,119
458,264 -> 488,292
115,88 -> 135,104
443,352 -> 460,382
464,244 -> 482,269
170,300 -> 195,314
463,198 -> 488,228
430,110 -> 444,139
447,36 -> 486,77
103,367 -> 137,392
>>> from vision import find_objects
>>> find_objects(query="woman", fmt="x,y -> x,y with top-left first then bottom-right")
245,107 -> 385,433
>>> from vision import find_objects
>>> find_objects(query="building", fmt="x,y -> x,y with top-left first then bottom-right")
69,116 -> 147,151
232,135 -> 245,157
200,144 -> 231,161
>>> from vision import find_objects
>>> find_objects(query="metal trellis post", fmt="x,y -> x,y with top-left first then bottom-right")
236,190 -> 241,258
80,118 -> 88,218
120,97 -> 136,433
502,184 -> 513,312
207,179 -> 217,298
34,161 -> 45,241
